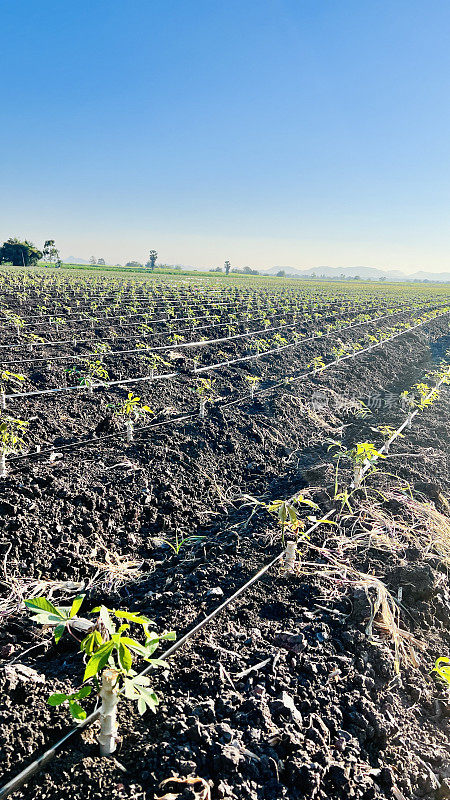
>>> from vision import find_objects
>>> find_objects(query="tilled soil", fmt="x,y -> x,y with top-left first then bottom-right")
0,311 -> 450,800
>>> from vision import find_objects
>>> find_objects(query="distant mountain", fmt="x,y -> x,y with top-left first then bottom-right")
263,265 -> 391,279
262,265 -> 450,282
408,270 -> 450,282
65,256 -> 90,264
61,259 -> 450,282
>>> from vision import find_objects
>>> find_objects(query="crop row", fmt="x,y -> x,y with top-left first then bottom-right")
2,303 -> 448,473
1,302 -> 441,407
1,350 -> 449,798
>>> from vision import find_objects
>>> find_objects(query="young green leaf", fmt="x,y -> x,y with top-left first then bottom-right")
145,658 -> 169,669
48,693 -> 70,706
114,611 -> 153,625
53,623 -> 66,644
136,686 -> 159,713
118,641 -> 133,672
137,697 -> 147,715
80,629 -> 103,656
98,605 -> 114,635
433,657 -> 450,685
74,686 -> 92,700
68,701 -> 87,720
83,641 -> 114,681
69,595 -> 85,618
24,597 -> 65,619
123,677 -> 139,700
119,636 -> 149,657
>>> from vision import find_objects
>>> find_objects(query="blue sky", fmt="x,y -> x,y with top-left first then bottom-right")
1,0 -> 450,271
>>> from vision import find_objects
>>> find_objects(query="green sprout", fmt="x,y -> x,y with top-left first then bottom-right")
0,371 -> 25,404
245,374 -> 260,399
0,416 -> 28,476
329,440 -> 386,491
155,531 -> 205,556
266,494 -> 319,547
308,356 -> 326,375
377,425 -> 403,453
195,378 -> 216,418
115,392 -> 153,421
25,596 -> 175,754
66,360 -> 109,394
433,657 -> 450,686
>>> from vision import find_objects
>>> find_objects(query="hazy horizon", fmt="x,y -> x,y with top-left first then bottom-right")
2,1 -> 450,272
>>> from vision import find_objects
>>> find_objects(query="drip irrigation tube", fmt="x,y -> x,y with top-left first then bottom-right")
6,306 -> 449,465
356,376 -> 449,485
0,512 -> 332,800
1,305 -> 404,367
0,295 -> 333,328
4,305 -> 440,403
5,361 -> 441,795
0,306 -> 324,351
0,298 -> 356,325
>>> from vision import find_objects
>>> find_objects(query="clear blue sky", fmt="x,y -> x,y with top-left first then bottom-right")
1,0 -> 450,272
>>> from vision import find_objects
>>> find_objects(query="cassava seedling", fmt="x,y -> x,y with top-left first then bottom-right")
414,382 -> 439,410
0,370 -> 25,409
0,416 -> 28,477
110,392 -> 154,441
433,657 -> 450,687
145,352 -> 172,378
273,333 -> 288,348
308,356 -> 326,375
399,390 -> 416,426
90,342 -> 111,361
195,377 -> 215,418
25,596 -> 175,756
82,360 -> 109,394
245,375 -> 259,400
378,425 -> 403,454
329,440 -> 386,489
6,312 -> 24,337
50,316 -> 67,334
169,333 -> 185,345
266,494 -> 319,548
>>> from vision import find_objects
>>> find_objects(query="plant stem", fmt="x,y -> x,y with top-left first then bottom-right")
284,540 -> 296,572
98,669 -> 119,756
125,419 -> 134,442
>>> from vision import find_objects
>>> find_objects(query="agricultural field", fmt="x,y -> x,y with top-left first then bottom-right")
1,266 -> 450,800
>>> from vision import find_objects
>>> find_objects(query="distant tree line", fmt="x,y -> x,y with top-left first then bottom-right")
124,250 -> 159,270
0,237 -> 62,267
213,261 -> 260,275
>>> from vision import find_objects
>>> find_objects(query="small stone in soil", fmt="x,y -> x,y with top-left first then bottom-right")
206,587 -> 224,598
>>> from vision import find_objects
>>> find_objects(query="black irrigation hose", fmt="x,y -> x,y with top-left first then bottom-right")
0,306 -> 320,351
3,304 -> 437,401
0,298 -> 387,337
6,307 -> 449,465
1,331 -> 448,800
1,294 -> 335,327
0,511 -> 333,800
4,370 -> 179,402
0,305 -> 402,366
8,411 -> 196,462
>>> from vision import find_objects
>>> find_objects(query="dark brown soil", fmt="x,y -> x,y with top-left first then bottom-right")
0,288 -> 450,800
